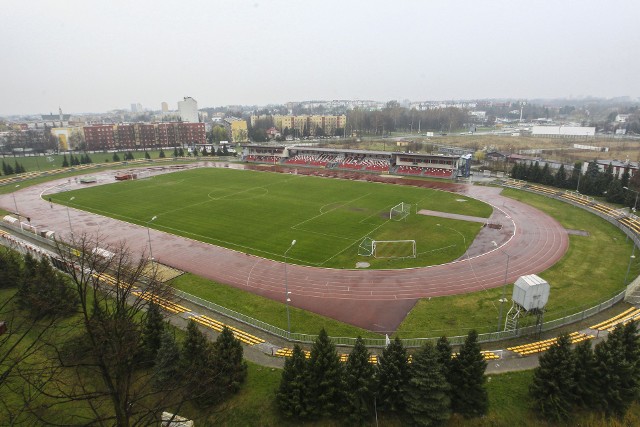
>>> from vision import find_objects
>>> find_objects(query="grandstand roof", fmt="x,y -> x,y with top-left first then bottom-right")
290,146 -> 391,156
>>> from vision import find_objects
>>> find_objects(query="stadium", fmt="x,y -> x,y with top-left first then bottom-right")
2,153 -> 638,341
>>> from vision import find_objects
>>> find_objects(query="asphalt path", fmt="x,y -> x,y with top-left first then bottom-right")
0,164 -> 568,333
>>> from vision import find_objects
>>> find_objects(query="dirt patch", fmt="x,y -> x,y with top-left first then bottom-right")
144,262 -> 184,282
566,229 -> 590,237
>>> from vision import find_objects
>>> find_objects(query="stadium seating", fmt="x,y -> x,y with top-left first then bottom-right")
507,332 -> 594,356
590,307 -> 640,332
190,314 -> 265,346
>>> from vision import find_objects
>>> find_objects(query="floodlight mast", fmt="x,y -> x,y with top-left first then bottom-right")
492,241 -> 511,332
147,215 -> 158,262
284,240 -> 296,337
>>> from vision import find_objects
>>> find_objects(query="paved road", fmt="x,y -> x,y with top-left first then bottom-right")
0,164 -> 568,333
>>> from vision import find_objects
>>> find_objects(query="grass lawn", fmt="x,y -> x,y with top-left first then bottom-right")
396,188 -> 640,338
51,167 -> 490,269
171,274 -> 382,338
2,150 -> 174,173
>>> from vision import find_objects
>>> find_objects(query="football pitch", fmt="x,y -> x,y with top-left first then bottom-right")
52,168 -> 492,269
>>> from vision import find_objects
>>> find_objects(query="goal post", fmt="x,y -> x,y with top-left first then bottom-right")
390,202 -> 411,221
373,240 -> 416,259
358,237 -> 374,257
358,237 -> 416,259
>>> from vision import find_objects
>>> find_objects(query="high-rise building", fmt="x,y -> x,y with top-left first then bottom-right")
161,102 -> 169,113
178,96 -> 199,123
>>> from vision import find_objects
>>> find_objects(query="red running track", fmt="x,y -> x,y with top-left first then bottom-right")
0,166 -> 568,333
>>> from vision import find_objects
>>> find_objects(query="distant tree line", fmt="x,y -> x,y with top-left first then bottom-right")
277,329 -> 488,426
511,160 -> 640,209
61,153 -> 93,167
1,160 -> 26,176
347,101 -> 470,135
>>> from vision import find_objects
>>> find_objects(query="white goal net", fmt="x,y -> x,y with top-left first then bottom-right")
390,202 -> 411,221
358,237 -> 416,259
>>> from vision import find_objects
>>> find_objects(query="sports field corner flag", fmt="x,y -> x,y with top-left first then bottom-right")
385,334 -> 391,347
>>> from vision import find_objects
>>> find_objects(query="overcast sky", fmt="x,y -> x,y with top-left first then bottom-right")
1,0 -> 638,115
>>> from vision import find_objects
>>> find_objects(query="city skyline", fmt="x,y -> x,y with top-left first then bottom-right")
1,0 -> 639,116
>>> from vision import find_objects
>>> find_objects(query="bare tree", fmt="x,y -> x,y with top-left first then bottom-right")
21,234 -> 193,426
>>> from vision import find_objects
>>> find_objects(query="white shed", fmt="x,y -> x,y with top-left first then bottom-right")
512,274 -> 550,311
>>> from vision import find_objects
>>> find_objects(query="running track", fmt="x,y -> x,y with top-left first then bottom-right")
0,165 -> 568,333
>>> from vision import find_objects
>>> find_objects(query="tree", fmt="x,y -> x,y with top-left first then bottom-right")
0,247 -> 22,288
530,334 -> 576,422
139,302 -> 165,366
180,319 -> 229,407
153,330 -> 181,390
593,324 -> 638,418
606,178 -> 625,204
22,235 -> 190,426
211,326 -> 247,400
62,154 -> 69,167
159,149 -> 166,158
435,336 -> 453,401
112,152 -> 120,162
277,344 -> 309,418
449,330 -> 488,418
377,336 -> 410,413
144,151 -> 150,160
555,164 -> 567,188
343,336 -> 376,424
178,147 -> 184,157
16,255 -> 78,320
572,340 -> 598,408
305,328 -> 344,418
173,147 -> 179,157
403,342 -> 451,427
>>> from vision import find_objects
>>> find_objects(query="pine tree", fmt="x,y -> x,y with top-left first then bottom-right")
403,342 -> 451,427
144,151 -> 151,159
344,336 -> 376,424
435,336 -> 453,401
181,320 -> 219,407
572,340 -> 597,408
112,152 -> 120,162
62,154 -> 69,167
277,344 -> 309,418
593,324 -> 638,417
377,336 -> 410,413
153,330 -> 181,390
306,328 -> 344,418
140,302 -> 165,366
621,321 -> 640,391
529,334 -> 576,422
449,330 -> 488,418
555,164 -> 567,188
159,149 -> 166,158
211,326 -> 247,399
17,256 -> 77,319
0,248 -> 22,288
173,147 -> 179,157
178,147 -> 184,157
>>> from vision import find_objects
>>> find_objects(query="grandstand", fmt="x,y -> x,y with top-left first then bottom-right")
242,145 -> 465,178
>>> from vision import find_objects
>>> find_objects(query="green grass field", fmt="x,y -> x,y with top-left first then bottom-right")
51,167 -> 491,269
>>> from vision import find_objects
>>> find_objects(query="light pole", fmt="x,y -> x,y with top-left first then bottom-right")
66,196 -> 75,236
492,241 -> 511,332
623,187 -> 639,212
624,245 -> 637,286
147,215 -> 157,263
11,184 -> 22,230
284,239 -> 296,337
